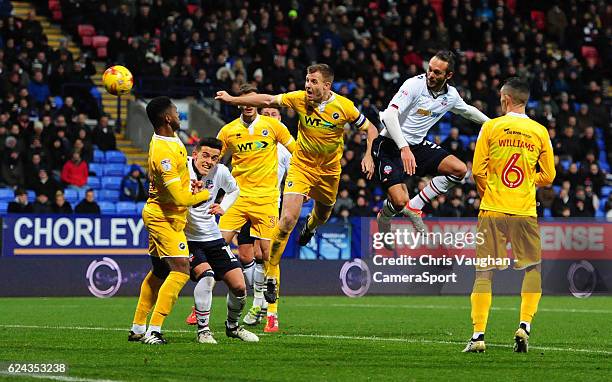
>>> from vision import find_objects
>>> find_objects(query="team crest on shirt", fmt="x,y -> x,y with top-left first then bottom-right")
332,112 -> 339,119
161,158 -> 172,171
262,129 -> 269,136
440,96 -> 448,107
178,242 -> 186,251
205,179 -> 214,189
383,165 -> 393,174
287,181 -> 293,188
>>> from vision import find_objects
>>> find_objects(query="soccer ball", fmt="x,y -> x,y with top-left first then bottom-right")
102,65 -> 133,96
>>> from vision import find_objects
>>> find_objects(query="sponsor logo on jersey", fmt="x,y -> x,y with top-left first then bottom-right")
205,179 -> 214,189
416,108 -> 442,118
236,140 -> 270,152
303,115 -> 335,129
160,158 -> 172,171
384,165 -> 393,174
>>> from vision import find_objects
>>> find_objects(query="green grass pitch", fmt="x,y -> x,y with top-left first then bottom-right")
1,295 -> 611,381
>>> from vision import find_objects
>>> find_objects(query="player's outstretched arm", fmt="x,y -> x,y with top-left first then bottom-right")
166,181 -> 210,207
452,99 -> 490,125
215,90 -> 281,108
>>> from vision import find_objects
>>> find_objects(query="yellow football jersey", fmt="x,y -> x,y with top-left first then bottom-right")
472,112 -> 556,217
145,133 -> 191,221
276,90 -> 366,174
217,114 -> 294,200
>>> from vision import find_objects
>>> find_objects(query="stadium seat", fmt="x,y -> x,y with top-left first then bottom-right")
116,202 -> 137,214
101,177 -> 122,190
98,201 -> 116,215
560,160 -> 571,171
439,122 -> 451,133
0,188 -> 14,202
94,150 -> 105,163
458,135 -> 470,148
86,176 -> 101,190
98,189 -> 120,202
96,47 -> 107,59
48,0 -> 60,11
82,36 -> 93,47
552,185 -> 561,194
136,202 -> 146,214
27,190 -> 36,200
300,199 -> 314,218
77,189 -> 89,202
89,163 -> 104,176
530,10 -> 545,30
104,163 -> 126,176
601,186 -> 612,198
581,46 -> 599,63
63,188 -> 78,201
92,35 -> 109,48
544,208 -> 552,218
527,100 -> 539,110
105,150 -> 127,164
78,24 -> 95,37
52,10 -> 62,21
0,202 -> 7,214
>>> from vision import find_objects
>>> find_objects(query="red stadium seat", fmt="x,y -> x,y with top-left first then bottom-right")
530,11 -> 545,30
187,4 -> 199,15
430,0 -> 444,22
48,0 -> 60,11
82,36 -> 92,46
96,47 -> 107,59
581,46 -> 599,61
52,10 -> 62,21
92,36 -> 109,48
78,24 -> 96,37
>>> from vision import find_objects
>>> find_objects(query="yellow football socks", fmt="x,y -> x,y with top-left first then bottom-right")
520,268 -> 542,324
306,209 -> 324,232
149,271 -> 190,327
470,278 -> 492,333
132,271 -> 159,326
268,228 -> 289,267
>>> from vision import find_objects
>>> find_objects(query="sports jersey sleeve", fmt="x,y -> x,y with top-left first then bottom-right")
472,121 -> 491,198
451,96 -> 490,124
152,150 -> 210,207
272,119 -> 296,153
388,78 -> 417,115
347,103 -> 367,130
218,165 -> 239,212
535,130 -> 556,187
275,91 -> 305,110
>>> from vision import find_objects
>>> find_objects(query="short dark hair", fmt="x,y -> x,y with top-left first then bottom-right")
307,64 -> 334,83
146,96 -> 173,128
85,188 -> 94,194
196,137 -> 223,151
433,50 -> 455,73
239,83 -> 258,95
501,77 -> 530,105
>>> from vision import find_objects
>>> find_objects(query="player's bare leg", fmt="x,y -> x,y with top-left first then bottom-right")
191,262 -> 217,344
223,268 -> 259,342
464,270 -> 493,353
299,200 -> 333,246
409,155 -> 467,214
142,257 -> 190,345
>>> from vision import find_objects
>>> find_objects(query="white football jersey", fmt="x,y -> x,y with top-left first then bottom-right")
381,74 -> 476,145
185,158 -> 238,242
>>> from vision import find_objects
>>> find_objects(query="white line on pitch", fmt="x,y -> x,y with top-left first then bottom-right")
1,324 -> 611,355
0,372 -> 122,382
299,303 -> 612,314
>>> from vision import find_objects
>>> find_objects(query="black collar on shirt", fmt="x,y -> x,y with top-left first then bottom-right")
191,158 -> 204,181
427,81 -> 449,99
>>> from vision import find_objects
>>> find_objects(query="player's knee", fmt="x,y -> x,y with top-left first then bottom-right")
230,285 -> 246,298
167,257 -> 190,274
279,214 -> 298,232
389,194 -> 409,210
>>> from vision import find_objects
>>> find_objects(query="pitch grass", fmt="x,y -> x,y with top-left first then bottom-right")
0,296 -> 611,381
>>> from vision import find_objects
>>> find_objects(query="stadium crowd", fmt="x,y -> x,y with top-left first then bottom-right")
1,0 -> 610,218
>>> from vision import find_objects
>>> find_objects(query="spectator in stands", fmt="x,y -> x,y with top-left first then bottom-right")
61,151 -> 89,190
120,164 -> 148,202
51,190 -> 73,214
32,190 -> 53,214
558,126 -> 581,161
92,115 -> 116,150
579,126 -> 600,161
75,188 -> 100,214
1,137 -> 25,188
7,188 -> 33,213
33,168 -> 62,199
333,188 -> 355,216
27,71 -> 50,107
350,196 -> 372,217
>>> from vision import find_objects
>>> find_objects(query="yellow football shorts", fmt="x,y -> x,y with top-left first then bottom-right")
142,207 -> 189,258
283,162 -> 340,206
219,196 -> 278,240
475,210 -> 541,271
